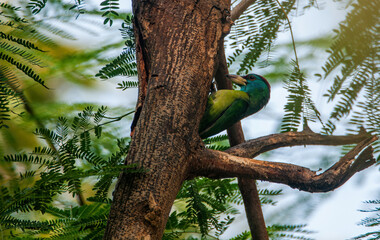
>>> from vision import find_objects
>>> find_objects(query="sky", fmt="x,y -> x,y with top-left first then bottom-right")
60,0 -> 379,239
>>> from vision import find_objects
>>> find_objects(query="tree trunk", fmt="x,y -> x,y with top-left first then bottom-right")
104,0 -> 230,238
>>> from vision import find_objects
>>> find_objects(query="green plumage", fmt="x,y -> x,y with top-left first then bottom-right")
199,74 -> 271,139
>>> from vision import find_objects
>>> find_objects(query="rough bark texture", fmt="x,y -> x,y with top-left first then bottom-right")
104,0 -> 230,239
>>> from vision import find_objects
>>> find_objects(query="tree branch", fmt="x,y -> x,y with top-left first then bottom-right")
231,0 -> 257,22
226,129 -> 371,158
237,177 -> 269,239
214,35 -> 268,240
195,136 -> 377,192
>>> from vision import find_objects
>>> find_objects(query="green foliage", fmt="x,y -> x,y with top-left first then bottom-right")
203,134 -> 231,151
227,0 -> 296,74
96,48 -> 138,79
353,200 -> 380,240
0,0 -> 96,128
164,172 -> 283,239
267,224 -> 314,240
0,1 -> 48,95
96,15 -> 138,85
69,0 -> 86,16
163,178 -> 239,238
203,134 -> 229,144
281,62 -> 322,132
100,0 -> 120,26
27,0 -> 47,14
1,106 -> 140,238
2,126 -> 283,239
315,0 -> 380,160
0,66 -> 20,128
172,178 -> 239,237
219,224 -> 315,240
0,51 -> 47,88
257,188 -> 283,206
2,202 -> 110,239
320,0 -> 379,133
227,0 -> 324,133
228,231 -> 251,240
116,79 -> 139,90
0,2 -> 21,11
0,31 -> 45,52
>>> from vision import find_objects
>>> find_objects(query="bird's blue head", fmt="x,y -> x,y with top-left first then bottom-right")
226,73 -> 271,92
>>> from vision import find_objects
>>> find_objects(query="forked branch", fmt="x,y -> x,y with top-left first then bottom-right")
194,136 -> 377,192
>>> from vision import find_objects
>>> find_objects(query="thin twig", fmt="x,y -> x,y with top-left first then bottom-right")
274,0 -> 299,66
82,110 -> 135,135
231,0 -> 257,22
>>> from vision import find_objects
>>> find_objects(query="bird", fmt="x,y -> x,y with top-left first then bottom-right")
199,73 -> 271,139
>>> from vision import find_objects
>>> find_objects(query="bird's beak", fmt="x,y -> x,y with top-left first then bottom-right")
226,74 -> 247,86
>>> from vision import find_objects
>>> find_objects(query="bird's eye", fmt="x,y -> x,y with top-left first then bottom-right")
249,75 -> 256,80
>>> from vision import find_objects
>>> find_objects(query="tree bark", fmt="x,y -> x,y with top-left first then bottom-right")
238,178 -> 269,239
104,0 -> 230,238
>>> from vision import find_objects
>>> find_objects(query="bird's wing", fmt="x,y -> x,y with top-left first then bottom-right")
199,90 -> 250,138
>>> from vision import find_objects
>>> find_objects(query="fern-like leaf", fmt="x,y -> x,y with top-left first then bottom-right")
27,0 -> 47,14
321,0 -> 379,136
0,52 -> 47,88
227,0 -> 296,74
100,0 -> 119,26
96,49 -> 137,79
281,62 -> 322,132
0,2 -> 21,11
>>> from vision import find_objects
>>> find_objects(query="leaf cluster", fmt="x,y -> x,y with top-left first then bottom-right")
166,178 -> 239,238
317,0 -> 379,157
100,0 -> 120,26
96,14 -> 138,90
353,200 -> 380,240
0,0 -> 91,129
227,0 -> 296,74
1,106 -> 140,238
281,62 -> 322,132
267,224 -> 314,240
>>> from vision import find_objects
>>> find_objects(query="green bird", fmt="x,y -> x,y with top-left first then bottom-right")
199,74 -> 271,139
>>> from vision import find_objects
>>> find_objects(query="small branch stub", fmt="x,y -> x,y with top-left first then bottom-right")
222,9 -> 233,35
144,193 -> 162,229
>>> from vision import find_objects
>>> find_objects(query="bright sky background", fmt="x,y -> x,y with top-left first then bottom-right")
59,1 -> 379,239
